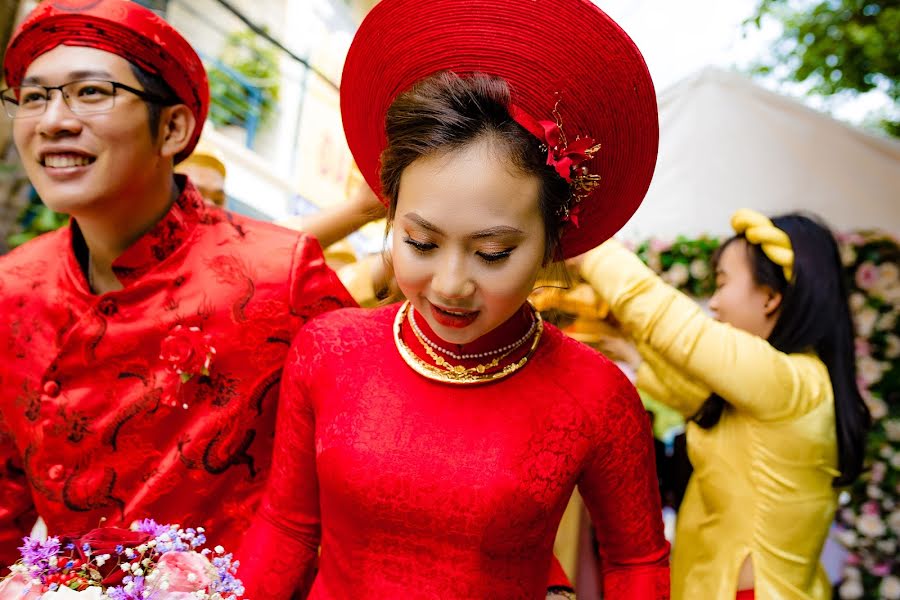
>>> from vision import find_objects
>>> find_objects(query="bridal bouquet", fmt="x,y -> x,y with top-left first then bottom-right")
0,520 -> 243,599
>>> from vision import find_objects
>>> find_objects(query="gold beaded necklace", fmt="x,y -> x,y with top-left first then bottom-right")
393,301 -> 544,385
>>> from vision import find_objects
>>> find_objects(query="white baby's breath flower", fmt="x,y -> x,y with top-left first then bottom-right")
214,545 -> 225,554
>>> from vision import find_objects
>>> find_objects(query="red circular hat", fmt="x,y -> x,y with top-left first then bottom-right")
341,0 -> 658,258
4,0 -> 208,163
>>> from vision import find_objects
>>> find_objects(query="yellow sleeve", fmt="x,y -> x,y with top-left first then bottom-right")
635,342 -> 711,418
581,240 -> 830,422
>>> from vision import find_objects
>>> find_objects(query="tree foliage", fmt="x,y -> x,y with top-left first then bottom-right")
748,0 -> 900,136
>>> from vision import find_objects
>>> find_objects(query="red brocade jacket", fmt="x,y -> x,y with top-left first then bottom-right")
238,305 -> 670,599
0,181 -> 355,567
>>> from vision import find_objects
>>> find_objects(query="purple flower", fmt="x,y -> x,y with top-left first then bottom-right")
18,535 -> 61,577
132,519 -> 171,539
107,575 -> 152,600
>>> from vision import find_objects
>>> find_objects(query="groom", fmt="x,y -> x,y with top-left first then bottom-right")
0,0 -> 355,566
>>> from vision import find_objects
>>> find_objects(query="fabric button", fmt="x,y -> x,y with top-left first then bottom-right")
97,297 -> 119,316
47,464 -> 65,481
43,380 -> 60,398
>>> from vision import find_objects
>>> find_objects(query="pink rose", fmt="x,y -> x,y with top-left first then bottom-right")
155,551 -> 214,593
0,572 -> 41,600
855,262 -> 878,291
649,238 -> 672,253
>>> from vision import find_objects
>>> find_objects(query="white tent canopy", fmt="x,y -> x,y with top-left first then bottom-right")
619,67 -> 900,240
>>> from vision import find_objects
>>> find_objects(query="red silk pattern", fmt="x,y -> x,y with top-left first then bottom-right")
0,178 -> 355,568
3,0 -> 209,162
237,305 -> 670,599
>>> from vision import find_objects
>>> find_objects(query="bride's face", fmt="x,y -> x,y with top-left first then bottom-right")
392,136 -> 547,345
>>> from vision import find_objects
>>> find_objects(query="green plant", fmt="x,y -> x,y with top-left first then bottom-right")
6,196 -> 68,249
206,29 -> 281,129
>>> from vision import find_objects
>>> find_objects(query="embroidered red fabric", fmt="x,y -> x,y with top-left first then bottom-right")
237,305 -> 670,598
0,178 -> 355,567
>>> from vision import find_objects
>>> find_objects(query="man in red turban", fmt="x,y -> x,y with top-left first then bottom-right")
0,0 -> 355,567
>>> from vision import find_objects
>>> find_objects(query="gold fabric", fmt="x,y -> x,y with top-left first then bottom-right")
336,260 -> 378,307
582,240 -> 839,600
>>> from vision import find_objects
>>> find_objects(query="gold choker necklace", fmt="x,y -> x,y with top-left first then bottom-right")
393,301 -> 543,385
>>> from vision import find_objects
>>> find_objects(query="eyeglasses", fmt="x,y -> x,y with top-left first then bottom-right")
0,79 -> 175,119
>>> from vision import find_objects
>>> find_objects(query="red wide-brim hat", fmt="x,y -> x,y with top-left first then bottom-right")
341,0 -> 658,258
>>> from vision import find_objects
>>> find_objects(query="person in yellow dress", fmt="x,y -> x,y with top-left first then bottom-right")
578,209 -> 870,600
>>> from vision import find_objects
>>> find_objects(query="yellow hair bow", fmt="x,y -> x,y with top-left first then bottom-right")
730,208 -> 794,281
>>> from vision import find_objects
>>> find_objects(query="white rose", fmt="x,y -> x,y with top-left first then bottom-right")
662,262 -> 689,287
887,509 -> 900,536
835,527 -> 858,548
876,538 -> 897,556
884,283 -> 900,304
864,395 -> 888,420
877,311 -> 898,332
867,484 -> 884,499
857,513 -> 887,538
879,262 -> 899,285
886,334 -> 900,360
885,420 -> 900,443
880,576 -> 900,600
855,307 -> 879,337
849,293 -> 866,313
689,258 -> 709,280
840,244 -> 857,267
858,355 -> 887,388
839,578 -> 864,599
891,452 -> 900,470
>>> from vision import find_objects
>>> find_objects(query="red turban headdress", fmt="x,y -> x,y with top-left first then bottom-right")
4,0 -> 209,162
341,0 -> 659,258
